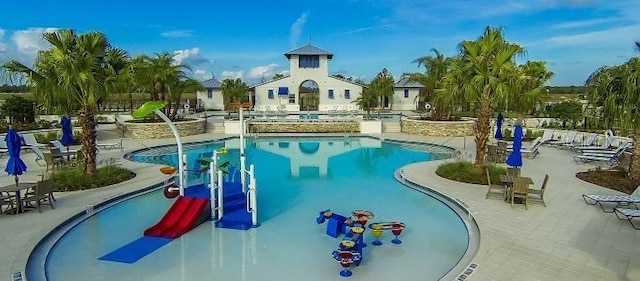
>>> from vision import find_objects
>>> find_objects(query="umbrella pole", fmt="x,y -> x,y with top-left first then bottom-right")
14,175 -> 19,186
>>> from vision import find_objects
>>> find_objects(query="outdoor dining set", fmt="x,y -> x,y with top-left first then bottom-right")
486,167 -> 550,210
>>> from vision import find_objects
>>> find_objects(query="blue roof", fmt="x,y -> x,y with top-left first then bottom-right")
284,44 -> 333,60
201,77 -> 222,88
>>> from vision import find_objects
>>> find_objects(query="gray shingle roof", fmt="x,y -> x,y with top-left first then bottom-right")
202,77 -> 222,88
394,80 -> 424,88
284,44 -> 333,60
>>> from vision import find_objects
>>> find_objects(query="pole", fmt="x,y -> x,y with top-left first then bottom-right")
239,107 -> 246,193
210,150 -> 217,219
154,109 -> 185,196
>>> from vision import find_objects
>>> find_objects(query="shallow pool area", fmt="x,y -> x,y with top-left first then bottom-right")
32,137 -> 475,281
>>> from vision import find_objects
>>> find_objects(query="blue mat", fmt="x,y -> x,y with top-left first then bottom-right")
99,236 -> 172,264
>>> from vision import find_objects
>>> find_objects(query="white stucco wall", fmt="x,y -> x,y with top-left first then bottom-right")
393,87 -> 420,111
196,89 -> 224,110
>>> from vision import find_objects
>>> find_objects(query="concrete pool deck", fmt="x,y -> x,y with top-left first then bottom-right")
0,124 -> 638,281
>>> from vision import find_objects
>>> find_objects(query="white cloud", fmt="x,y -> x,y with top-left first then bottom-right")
290,12 -> 308,47
193,69 -> 212,80
173,47 -> 209,66
530,25 -> 640,48
161,30 -> 194,38
551,18 -> 619,29
11,27 -> 57,55
248,63 -> 279,79
221,70 -> 244,80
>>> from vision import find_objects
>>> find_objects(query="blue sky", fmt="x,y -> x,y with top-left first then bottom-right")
1,0 -> 638,86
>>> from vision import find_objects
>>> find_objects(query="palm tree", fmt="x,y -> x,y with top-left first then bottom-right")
354,88 -> 378,118
369,68 -> 395,109
221,78 -> 249,109
456,26 -> 525,168
132,52 -> 189,103
166,78 -> 205,119
506,61 -> 553,116
586,56 -> 640,179
2,29 -> 129,175
403,48 -> 449,113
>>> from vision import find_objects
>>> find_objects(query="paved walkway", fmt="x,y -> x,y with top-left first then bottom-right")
0,126 -> 638,281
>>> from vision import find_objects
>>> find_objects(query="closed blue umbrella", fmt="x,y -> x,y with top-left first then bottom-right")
495,113 -> 504,140
4,127 -> 27,185
60,116 -> 74,146
505,125 -> 523,168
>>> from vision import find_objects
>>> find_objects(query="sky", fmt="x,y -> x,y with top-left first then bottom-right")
0,0 -> 639,86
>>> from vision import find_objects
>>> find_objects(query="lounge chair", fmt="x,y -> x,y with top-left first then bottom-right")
574,135 -> 615,151
580,139 -> 633,155
528,174 -> 549,207
574,143 -> 629,167
539,129 -> 555,145
21,133 -> 48,148
507,137 -> 542,158
50,140 -> 78,153
546,131 -> 577,147
97,139 -> 123,151
582,187 -> 640,212
613,208 -> 640,230
485,169 -> 506,199
565,133 -> 597,150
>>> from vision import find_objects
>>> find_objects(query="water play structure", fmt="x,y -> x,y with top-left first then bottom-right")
317,209 -> 405,277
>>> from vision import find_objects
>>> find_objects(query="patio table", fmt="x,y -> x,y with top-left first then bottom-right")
0,182 -> 37,214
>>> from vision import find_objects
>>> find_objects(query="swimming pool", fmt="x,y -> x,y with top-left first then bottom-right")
34,136 -> 473,281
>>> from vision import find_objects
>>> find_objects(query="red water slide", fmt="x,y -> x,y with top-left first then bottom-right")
144,196 -> 209,239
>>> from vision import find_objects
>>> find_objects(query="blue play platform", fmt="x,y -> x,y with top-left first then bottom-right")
99,236 -> 172,264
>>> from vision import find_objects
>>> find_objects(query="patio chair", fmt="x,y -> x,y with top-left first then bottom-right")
21,133 -> 48,148
0,141 -> 8,156
507,167 -> 521,176
0,191 -> 16,214
613,208 -> 640,230
21,178 -> 55,213
511,177 -> 530,210
582,187 -> 640,212
485,169 -> 506,200
528,174 -> 549,207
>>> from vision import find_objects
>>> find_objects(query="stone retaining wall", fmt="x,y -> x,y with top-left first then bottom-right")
122,118 -> 205,139
401,117 -> 475,137
248,121 -> 359,133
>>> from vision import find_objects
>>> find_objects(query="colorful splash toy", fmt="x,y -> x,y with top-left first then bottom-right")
317,209 -> 405,277
368,222 -> 406,245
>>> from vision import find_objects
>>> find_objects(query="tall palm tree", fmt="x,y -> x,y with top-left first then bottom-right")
132,52 -> 188,103
166,78 -> 205,119
586,57 -> 640,179
457,26 -> 525,168
403,48 -> 449,113
2,29 -> 129,175
354,88 -> 378,118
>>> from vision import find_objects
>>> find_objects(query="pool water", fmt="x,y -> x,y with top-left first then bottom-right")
42,137 -> 469,281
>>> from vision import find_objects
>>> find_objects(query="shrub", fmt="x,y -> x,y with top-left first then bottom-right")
52,159 -> 136,191
436,161 -> 506,185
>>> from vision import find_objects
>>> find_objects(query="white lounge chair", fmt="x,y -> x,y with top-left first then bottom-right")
546,130 -> 577,147
507,137 -> 542,158
97,139 -> 123,151
21,133 -> 48,148
565,133 -> 597,150
575,135 -> 615,151
50,140 -> 78,153
580,139 -> 633,155
582,187 -> 640,212
539,129 -> 555,145
614,208 -> 640,230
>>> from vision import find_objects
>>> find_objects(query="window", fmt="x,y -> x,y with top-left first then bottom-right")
299,55 -> 320,68
404,89 -> 409,98
268,89 -> 274,99
207,89 -> 213,98
344,89 -> 350,99
289,94 -> 296,104
328,89 -> 334,99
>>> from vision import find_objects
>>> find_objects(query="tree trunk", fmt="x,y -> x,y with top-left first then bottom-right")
629,132 -> 640,180
80,108 -> 98,175
474,89 -> 493,169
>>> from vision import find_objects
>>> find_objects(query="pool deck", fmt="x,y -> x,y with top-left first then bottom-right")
1,124 -> 639,281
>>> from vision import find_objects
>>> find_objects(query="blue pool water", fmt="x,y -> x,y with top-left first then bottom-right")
42,137 -> 469,281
